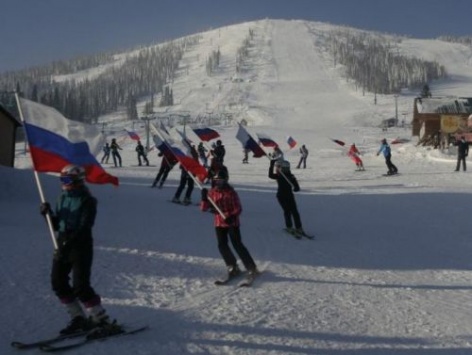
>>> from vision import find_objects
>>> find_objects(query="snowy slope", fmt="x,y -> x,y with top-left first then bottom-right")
3,19 -> 472,354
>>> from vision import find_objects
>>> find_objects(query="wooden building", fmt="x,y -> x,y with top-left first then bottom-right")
412,97 -> 472,144
0,105 -> 21,167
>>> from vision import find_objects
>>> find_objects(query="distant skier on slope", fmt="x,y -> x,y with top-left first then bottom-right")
348,143 -> 365,171
376,138 -> 398,175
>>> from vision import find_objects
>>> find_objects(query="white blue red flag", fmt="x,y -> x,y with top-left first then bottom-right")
256,132 -> 278,148
192,127 -> 220,141
125,129 -> 140,141
19,97 -> 119,186
236,124 -> 266,158
286,136 -> 297,149
152,124 -> 207,182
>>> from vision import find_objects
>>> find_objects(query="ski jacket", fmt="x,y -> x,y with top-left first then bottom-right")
200,184 -> 241,228
457,139 -> 469,157
377,143 -> 391,157
103,145 -> 110,154
300,146 -> 309,158
268,160 -> 300,197
212,145 -> 225,162
110,141 -> 122,153
136,144 -> 146,155
52,186 -> 97,240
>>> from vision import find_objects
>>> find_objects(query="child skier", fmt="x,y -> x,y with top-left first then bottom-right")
135,140 -> 149,166
39,164 -> 120,336
268,159 -> 306,237
200,169 -> 258,281
348,143 -> 365,171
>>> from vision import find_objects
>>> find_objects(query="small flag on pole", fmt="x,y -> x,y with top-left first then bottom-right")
330,138 -> 346,147
286,136 -> 297,149
125,129 -> 140,141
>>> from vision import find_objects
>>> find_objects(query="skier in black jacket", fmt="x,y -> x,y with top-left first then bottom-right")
268,159 -> 305,235
455,136 -> 469,171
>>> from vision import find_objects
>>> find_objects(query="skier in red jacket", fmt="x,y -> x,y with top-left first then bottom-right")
200,169 -> 258,279
348,143 -> 365,171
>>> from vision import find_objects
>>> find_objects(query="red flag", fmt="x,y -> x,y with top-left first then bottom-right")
331,138 -> 345,146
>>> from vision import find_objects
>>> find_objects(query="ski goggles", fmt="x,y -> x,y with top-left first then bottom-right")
59,175 -> 75,185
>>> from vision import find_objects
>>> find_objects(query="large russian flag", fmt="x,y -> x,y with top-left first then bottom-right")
192,127 -> 220,142
256,132 -> 278,148
236,124 -> 266,158
19,97 -> 119,186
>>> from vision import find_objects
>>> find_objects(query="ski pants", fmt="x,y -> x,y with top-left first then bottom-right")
277,193 -> 302,229
297,156 -> 307,169
384,154 -> 398,173
51,236 -> 101,307
174,171 -> 194,200
456,154 -> 467,171
215,226 -> 256,271
153,166 -> 171,186
138,152 -> 149,166
112,151 -> 122,167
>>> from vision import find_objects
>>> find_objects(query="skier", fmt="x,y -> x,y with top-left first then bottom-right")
296,144 -> 309,169
39,165 -> 120,335
135,140 -> 149,166
110,138 -> 122,167
151,152 -> 177,188
376,138 -> 398,175
268,159 -> 305,236
348,143 -> 365,171
211,140 -> 225,164
100,143 -> 110,164
200,169 -> 258,279
455,136 -> 469,171
197,142 -> 208,168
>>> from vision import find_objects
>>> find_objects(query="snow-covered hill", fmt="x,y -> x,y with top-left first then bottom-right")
3,19 -> 472,354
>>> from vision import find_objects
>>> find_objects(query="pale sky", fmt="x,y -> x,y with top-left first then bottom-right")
1,0 -> 471,73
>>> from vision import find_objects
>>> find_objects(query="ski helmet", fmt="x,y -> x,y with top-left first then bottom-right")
214,168 -> 229,182
60,164 -> 85,186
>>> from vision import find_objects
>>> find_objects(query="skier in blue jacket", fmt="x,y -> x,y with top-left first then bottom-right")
376,138 -> 398,175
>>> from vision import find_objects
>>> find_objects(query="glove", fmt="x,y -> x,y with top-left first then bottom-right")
40,202 -> 52,216
224,216 -> 235,224
201,188 -> 208,201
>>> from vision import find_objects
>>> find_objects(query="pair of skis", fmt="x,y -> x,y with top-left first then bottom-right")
215,271 -> 259,287
11,324 -> 148,352
284,228 -> 315,240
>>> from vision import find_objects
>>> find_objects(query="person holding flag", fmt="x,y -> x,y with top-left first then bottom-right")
110,138 -> 123,168
16,96 -> 120,336
151,151 -> 177,188
39,165 -> 121,335
269,159 -> 307,238
200,169 -> 258,281
348,143 -> 365,171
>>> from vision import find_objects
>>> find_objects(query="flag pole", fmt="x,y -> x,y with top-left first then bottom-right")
150,123 -> 227,218
15,93 -> 58,250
